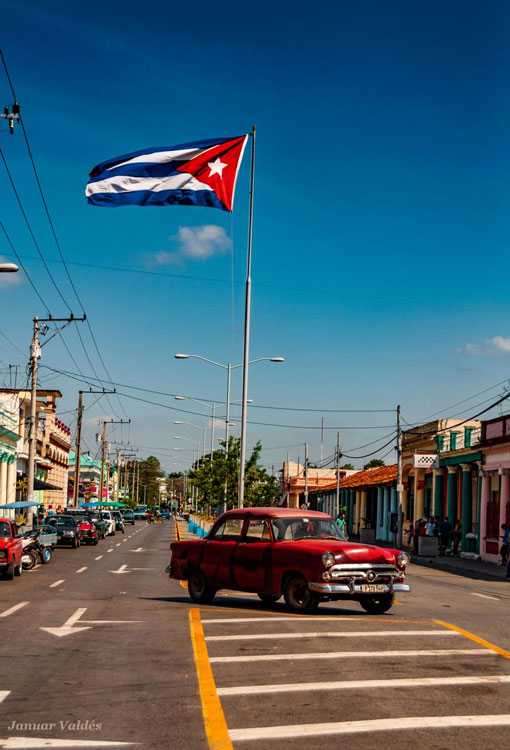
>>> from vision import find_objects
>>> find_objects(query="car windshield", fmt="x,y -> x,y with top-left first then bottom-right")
112,512 -> 121,519
0,521 -> 11,538
73,515 -> 90,523
270,517 -> 347,542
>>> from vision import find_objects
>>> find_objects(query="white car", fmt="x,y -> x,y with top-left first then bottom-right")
101,511 -> 116,536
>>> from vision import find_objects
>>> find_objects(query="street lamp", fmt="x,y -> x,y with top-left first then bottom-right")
174,353 -> 284,507
0,263 -> 18,273
174,420 -> 207,457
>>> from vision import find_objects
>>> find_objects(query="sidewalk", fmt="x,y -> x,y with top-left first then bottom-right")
350,533 -> 508,582
409,550 -> 508,582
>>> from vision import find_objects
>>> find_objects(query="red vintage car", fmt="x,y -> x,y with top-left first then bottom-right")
0,518 -> 23,580
167,507 -> 410,614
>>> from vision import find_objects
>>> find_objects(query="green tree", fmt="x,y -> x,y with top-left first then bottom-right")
363,458 -> 385,470
340,463 -> 355,470
188,436 -> 280,510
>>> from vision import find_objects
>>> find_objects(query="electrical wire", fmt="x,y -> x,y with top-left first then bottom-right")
0,49 -> 129,423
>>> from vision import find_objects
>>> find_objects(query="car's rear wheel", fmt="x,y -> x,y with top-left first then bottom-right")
257,593 -> 280,605
41,547 -> 52,564
188,569 -> 216,604
359,593 -> 394,614
283,575 -> 319,613
14,559 -> 22,576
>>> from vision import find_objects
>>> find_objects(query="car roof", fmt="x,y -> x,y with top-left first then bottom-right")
219,507 -> 332,519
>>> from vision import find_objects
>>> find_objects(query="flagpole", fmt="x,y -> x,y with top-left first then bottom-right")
238,125 -> 256,508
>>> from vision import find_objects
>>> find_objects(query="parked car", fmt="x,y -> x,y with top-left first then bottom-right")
160,510 -> 171,519
86,510 -> 109,539
111,511 -> 125,534
65,509 -> 100,544
0,518 -> 23,579
122,509 -> 135,525
45,515 -> 81,548
101,511 -> 116,536
167,508 -> 411,614
134,505 -> 148,520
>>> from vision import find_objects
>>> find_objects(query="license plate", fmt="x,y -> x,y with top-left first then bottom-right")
361,584 -> 385,593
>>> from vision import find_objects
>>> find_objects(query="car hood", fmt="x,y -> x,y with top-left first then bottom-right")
277,539 -> 398,564
0,538 -> 12,547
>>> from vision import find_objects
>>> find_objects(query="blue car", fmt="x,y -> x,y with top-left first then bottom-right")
160,510 -> 171,519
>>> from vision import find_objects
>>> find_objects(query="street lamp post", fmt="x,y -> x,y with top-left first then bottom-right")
0,262 -> 18,273
174,354 -> 284,506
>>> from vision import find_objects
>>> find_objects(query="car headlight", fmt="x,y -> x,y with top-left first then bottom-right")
322,551 -> 335,567
63,530 -> 74,536
397,551 -> 410,568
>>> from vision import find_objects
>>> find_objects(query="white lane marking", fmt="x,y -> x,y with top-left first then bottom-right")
206,630 -> 458,642
95,555 -> 103,561
0,691 -> 9,703
107,548 -> 114,552
49,580 -> 64,588
76,567 -> 87,573
0,602 -> 29,618
202,616 -> 374,624
109,564 -> 129,575
471,592 -> 499,601
131,547 -> 144,552
218,674 -> 510,696
0,736 -> 135,747
229,714 -> 510,741
115,543 -> 122,547
209,648 -> 493,664
122,539 -> 128,542
40,607 -> 90,638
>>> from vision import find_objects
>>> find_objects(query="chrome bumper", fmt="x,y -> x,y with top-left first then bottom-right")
165,564 -> 173,576
309,582 -> 411,595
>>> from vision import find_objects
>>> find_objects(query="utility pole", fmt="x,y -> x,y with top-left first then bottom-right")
73,389 -> 115,508
27,314 -> 86,514
397,404 -> 403,549
335,431 -> 340,518
99,419 -> 130,503
131,459 -> 136,503
304,441 -> 309,508
320,417 -> 324,465
115,448 -> 121,502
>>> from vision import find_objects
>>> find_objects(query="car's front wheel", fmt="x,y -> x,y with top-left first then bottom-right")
187,569 -> 216,604
283,575 -> 319,613
359,593 -> 394,614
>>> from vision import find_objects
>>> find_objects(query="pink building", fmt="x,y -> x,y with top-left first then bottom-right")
480,416 -> 510,563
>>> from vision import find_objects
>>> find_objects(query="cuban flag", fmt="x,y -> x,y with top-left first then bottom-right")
85,135 -> 249,212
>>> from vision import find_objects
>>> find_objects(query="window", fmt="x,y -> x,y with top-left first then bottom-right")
244,519 -> 272,542
450,433 -> 457,451
437,436 -> 444,451
211,518 -> 243,541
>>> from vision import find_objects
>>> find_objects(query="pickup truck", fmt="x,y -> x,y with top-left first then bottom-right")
0,518 -> 23,580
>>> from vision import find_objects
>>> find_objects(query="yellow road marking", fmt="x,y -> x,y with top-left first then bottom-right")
189,609 -> 232,750
175,520 -> 181,541
436,620 -> 510,659
394,600 -> 402,606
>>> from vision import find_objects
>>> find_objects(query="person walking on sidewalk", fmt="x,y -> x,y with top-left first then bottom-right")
501,524 -> 509,565
439,516 -> 452,555
452,520 -> 462,556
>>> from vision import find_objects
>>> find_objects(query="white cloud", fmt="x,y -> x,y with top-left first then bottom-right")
0,256 -> 22,288
456,336 -> 510,356
154,225 -> 231,266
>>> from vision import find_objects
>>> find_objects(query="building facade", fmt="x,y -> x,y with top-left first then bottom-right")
478,416 -> 510,563
281,461 -> 357,509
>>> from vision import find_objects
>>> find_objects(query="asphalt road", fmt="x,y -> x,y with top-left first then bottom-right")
1,519 -> 510,750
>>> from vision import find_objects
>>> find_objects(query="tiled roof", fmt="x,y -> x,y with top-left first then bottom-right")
318,464 -> 397,492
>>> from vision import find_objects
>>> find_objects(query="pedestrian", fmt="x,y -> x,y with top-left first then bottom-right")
425,518 -> 436,536
500,524 -> 509,565
336,512 -> 347,538
439,516 -> 452,555
452,520 -> 462,556
47,504 -> 55,516
407,522 -> 414,550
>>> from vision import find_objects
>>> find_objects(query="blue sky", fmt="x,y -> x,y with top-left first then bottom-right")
0,0 -> 509,473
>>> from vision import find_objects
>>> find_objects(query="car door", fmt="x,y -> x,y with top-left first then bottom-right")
232,518 -> 274,592
200,517 -> 244,589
